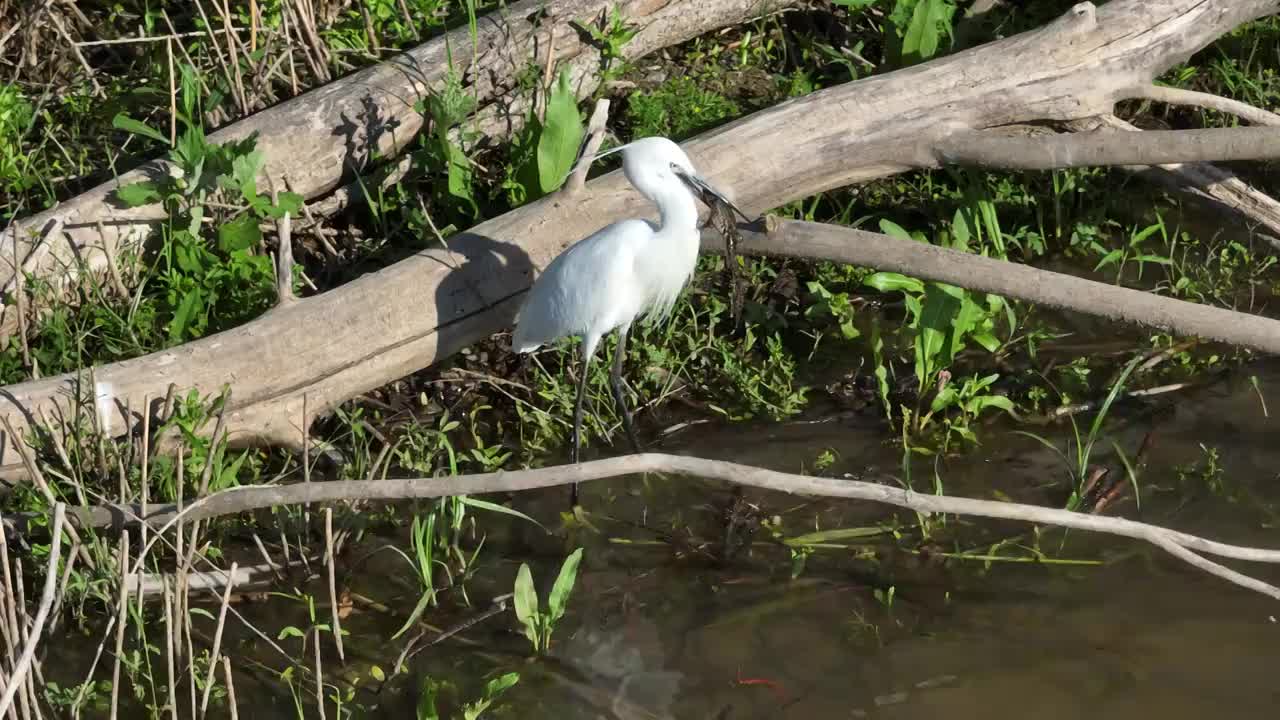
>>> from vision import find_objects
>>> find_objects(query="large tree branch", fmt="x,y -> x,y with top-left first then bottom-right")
42,455 -> 1280,601
1065,114 -> 1280,246
927,126 -> 1280,170
0,0 -> 1276,479
0,0 -> 796,340
705,217 -> 1280,354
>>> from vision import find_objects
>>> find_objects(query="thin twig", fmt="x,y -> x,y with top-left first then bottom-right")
0,504 -> 63,718
222,656 -> 238,720
1130,84 -> 1280,127
564,98 -> 610,195
199,562 -> 238,718
51,454 -> 1280,602
324,509 -> 344,663
108,531 -> 129,720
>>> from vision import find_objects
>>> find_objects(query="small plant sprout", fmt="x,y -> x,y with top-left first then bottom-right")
512,548 -> 584,655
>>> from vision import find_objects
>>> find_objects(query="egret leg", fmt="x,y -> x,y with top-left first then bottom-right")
569,347 -> 595,509
608,326 -> 642,454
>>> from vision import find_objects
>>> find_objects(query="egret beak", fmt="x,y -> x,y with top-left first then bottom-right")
672,167 -> 754,223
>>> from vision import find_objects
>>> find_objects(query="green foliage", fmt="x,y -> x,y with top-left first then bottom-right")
581,8 -> 639,82
863,216 -> 1014,448
512,548 -> 583,654
626,75 -> 741,140
882,0 -> 957,67
504,69 -> 584,205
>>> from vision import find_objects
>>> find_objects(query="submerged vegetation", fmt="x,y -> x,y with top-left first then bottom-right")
1,0 -> 1279,717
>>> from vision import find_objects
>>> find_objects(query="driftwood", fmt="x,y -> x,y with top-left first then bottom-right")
0,0 -> 1278,479
0,0 -> 795,340
45,454 -> 1280,601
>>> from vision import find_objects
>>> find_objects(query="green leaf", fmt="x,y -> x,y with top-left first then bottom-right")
416,678 -> 440,720
115,181 -> 162,207
459,497 -> 548,533
218,215 -> 262,253
965,394 -> 1014,414
483,672 -> 520,699
783,526 -> 888,546
900,0 -> 956,66
231,149 -> 264,199
392,590 -> 435,640
277,626 -> 306,640
878,218 -> 915,241
168,288 -> 203,344
512,563 -> 539,644
112,113 -> 169,144
918,282 -> 964,366
537,69 -> 584,195
930,386 -> 959,414
546,548 -> 583,624
864,271 -> 924,294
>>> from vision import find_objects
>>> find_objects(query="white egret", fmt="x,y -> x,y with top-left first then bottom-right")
511,136 -> 751,505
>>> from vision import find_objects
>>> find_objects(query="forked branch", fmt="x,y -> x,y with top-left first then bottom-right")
1128,84 -> 1280,127
47,456 -> 1280,600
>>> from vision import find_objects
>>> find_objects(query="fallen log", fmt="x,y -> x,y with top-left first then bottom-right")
0,0 -> 1277,479
0,0 -> 796,340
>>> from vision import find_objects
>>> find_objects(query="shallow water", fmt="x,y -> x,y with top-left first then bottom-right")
56,357 -> 1280,719
331,358 -> 1280,719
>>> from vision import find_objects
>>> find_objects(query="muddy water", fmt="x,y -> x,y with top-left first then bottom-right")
298,358 -> 1279,719
200,358 -> 1280,718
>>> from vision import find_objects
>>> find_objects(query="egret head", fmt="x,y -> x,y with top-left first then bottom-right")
592,137 -> 752,222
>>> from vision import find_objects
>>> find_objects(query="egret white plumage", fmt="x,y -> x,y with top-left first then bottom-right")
511,136 -> 749,505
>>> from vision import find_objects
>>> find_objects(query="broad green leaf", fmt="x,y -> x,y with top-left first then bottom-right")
168,288 -> 203,343
864,271 -> 924,294
370,665 -> 386,682
277,626 -> 305,640
918,282 -> 964,366
965,394 -> 1014,414
218,215 -> 262,253
878,218 -> 915,241
483,672 -> 520,699
950,207 -> 971,251
112,113 -> 169,144
115,181 -> 162,207
459,497 -> 548,533
971,330 -> 1001,353
229,149 -> 264,202
512,562 -> 538,631
547,547 -> 583,623
901,0 -> 956,66
929,386 -> 959,414
537,69 -> 584,194
417,678 -> 441,720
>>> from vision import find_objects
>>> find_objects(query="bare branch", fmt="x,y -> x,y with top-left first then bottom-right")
0,504 -> 63,718
1065,114 -> 1280,247
49,456 -> 1280,601
929,126 -> 1280,170
565,98 -> 612,196
1129,84 -> 1280,127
